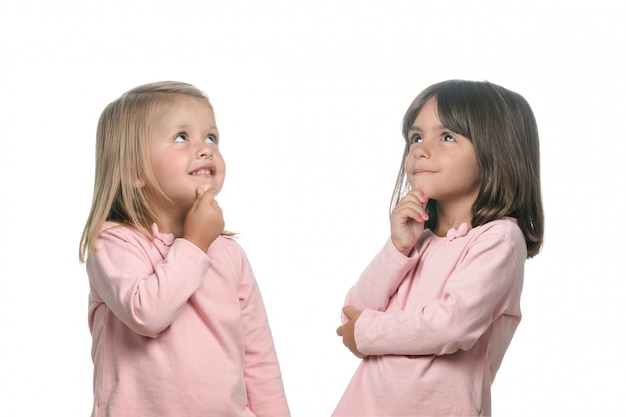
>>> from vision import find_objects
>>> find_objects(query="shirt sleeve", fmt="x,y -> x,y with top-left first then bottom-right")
87,227 -> 211,337
234,246 -> 291,417
342,238 -> 419,323
354,229 -> 524,356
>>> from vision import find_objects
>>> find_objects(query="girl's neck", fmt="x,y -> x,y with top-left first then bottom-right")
154,210 -> 186,238
433,201 -> 474,237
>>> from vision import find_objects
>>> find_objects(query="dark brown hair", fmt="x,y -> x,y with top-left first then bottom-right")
391,80 -> 544,258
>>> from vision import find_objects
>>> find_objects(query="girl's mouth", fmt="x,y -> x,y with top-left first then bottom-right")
190,166 -> 215,176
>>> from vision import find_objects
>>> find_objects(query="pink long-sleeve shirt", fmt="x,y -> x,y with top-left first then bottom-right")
333,218 -> 526,416
87,222 -> 290,417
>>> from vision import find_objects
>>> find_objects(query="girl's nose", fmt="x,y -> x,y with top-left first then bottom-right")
198,143 -> 214,159
411,143 -> 430,159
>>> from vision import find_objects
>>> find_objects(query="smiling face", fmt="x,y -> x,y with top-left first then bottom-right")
405,98 -> 480,217
148,95 -> 225,218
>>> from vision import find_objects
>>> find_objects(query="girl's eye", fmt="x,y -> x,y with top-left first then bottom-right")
205,134 -> 218,144
442,133 -> 455,142
410,134 -> 423,144
173,133 -> 187,142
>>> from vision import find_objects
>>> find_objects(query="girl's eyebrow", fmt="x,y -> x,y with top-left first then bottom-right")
169,123 -> 218,132
409,123 -> 446,132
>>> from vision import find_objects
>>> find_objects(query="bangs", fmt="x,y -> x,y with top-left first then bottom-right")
401,80 -> 480,143
434,83 -> 476,141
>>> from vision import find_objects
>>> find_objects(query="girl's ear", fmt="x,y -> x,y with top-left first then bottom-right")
134,178 -> 145,188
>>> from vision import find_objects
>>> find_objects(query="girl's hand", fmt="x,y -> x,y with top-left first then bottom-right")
183,186 -> 225,253
336,306 -> 367,359
390,190 -> 429,256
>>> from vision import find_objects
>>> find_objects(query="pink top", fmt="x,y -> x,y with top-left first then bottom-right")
333,218 -> 526,416
87,222 -> 290,417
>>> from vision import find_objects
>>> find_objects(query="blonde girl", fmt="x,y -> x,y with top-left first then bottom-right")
334,80 -> 543,416
80,81 -> 290,417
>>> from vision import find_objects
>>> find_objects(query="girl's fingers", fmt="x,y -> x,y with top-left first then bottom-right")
403,189 -> 428,205
197,186 -> 218,200
393,208 -> 428,224
393,200 -> 429,222
192,187 -> 220,209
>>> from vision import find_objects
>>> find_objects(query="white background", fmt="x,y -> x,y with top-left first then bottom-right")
1,1 -> 625,416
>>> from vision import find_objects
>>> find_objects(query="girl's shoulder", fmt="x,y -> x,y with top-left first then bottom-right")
208,234 -> 246,258
98,222 -> 248,259
426,218 -> 521,244
99,221 -> 137,238
90,222 -> 164,259
476,217 -> 522,236
98,221 -> 156,243
471,217 -> 525,250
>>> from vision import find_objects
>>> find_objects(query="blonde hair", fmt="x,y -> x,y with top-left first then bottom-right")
79,81 -> 215,263
392,80 -> 544,258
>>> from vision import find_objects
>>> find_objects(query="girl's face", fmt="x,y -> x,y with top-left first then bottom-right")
405,98 -> 480,212
148,96 -> 226,216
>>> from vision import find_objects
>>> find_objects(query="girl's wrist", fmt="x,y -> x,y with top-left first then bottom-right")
390,238 -> 413,257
